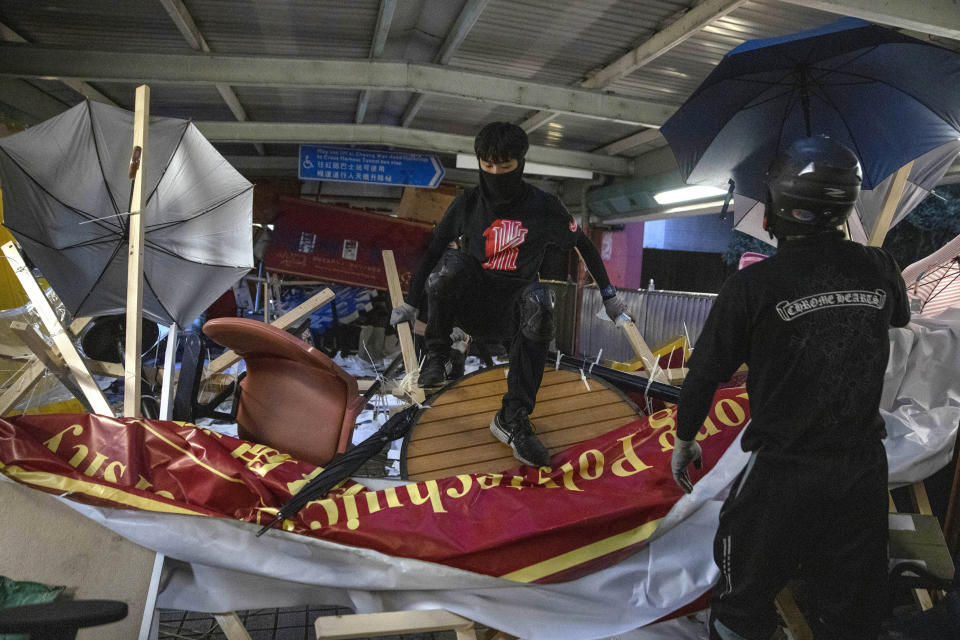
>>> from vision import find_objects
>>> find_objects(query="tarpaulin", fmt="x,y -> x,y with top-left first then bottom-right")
0,387 -> 749,584
264,197 -> 434,292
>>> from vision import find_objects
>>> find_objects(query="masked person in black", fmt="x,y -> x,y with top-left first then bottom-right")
670,136 -> 911,640
390,122 -> 625,468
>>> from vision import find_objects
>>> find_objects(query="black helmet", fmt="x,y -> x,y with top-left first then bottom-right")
767,135 -> 862,229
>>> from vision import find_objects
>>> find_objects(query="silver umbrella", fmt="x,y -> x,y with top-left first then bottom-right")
0,101 -> 253,327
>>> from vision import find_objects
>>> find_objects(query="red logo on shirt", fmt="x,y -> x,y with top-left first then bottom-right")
569,218 -> 578,232
482,219 -> 528,271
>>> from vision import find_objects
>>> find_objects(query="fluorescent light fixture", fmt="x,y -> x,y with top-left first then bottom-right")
653,185 -> 728,204
456,153 -> 593,180
661,199 -> 727,215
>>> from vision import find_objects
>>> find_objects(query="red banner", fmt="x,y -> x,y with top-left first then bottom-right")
0,387 -> 749,584
264,197 -> 434,292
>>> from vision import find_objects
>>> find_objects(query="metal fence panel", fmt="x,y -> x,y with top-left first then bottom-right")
577,288 -> 716,363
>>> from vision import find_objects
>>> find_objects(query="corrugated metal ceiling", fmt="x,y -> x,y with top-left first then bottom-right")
0,0 -> 957,182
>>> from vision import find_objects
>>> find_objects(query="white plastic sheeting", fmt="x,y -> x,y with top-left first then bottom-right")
53,311 -> 960,639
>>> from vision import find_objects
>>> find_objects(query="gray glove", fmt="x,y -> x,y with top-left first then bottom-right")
389,302 -> 417,326
602,294 -> 627,322
671,437 -> 703,494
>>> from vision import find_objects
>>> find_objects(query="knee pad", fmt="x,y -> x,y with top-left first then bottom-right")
425,250 -> 469,299
519,283 -> 555,343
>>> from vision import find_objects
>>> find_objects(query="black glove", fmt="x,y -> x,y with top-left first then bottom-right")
602,294 -> 627,322
671,437 -> 703,494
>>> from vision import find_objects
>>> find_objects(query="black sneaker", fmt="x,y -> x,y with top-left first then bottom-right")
418,352 -> 449,387
490,409 -> 550,468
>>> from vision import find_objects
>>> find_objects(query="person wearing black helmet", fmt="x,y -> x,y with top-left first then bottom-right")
389,122 -> 625,468
670,135 -> 910,640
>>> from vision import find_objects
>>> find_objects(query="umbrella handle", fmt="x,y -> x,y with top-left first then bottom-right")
128,146 -> 142,180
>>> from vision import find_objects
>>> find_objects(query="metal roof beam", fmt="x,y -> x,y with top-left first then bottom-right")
159,0 -> 264,155
0,20 -> 116,106
582,0 -> 749,89
0,77 -> 68,123
196,122 -> 633,175
357,0 -> 398,124
0,44 -> 674,127
401,0 -> 491,127
778,0 -> 960,41
594,128 -> 663,156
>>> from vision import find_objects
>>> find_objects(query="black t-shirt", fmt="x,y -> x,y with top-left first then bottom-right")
407,184 -> 608,308
677,232 -> 910,454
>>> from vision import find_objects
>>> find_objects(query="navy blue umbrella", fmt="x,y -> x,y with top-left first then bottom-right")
661,17 -> 960,204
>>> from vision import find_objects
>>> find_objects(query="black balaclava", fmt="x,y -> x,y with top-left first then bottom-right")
478,158 -> 527,209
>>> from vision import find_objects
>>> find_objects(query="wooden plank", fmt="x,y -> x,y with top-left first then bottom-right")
431,369 -> 580,405
213,612 -> 254,640
1,242 -> 112,415
775,586 -> 814,640
622,320 -> 669,384
419,388 -> 624,425
316,610 -> 476,640
382,249 -> 424,403
206,288 -> 335,374
408,413 -> 637,459
124,83 -> 150,417
419,381 -> 603,423
868,161 -> 913,247
414,392 -> 634,437
408,417 -> 639,475
8,321 -> 93,413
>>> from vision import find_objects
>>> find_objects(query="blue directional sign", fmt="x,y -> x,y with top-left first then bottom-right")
298,145 -> 445,188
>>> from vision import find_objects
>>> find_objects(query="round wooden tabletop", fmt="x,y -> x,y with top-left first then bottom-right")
401,364 -> 640,480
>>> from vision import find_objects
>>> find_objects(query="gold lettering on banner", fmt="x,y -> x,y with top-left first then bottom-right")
307,498 -> 340,530
365,491 -> 382,514
658,429 -> 676,452
648,409 -> 676,431
43,424 -> 83,453
406,480 -> 447,514
68,444 -> 89,468
156,490 -> 175,500
287,468 -> 322,495
83,452 -> 108,477
383,486 -> 403,508
579,450 -> 604,480
716,398 -> 746,426
446,474 -> 473,498
341,484 -> 364,530
478,474 -> 502,489
230,442 -> 293,476
696,416 -> 721,441
612,434 -> 653,477
135,475 -> 153,490
508,474 -> 525,490
104,461 -> 126,483
559,462 -> 582,492
537,467 -> 560,488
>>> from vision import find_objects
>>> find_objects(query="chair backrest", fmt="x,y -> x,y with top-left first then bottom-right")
203,318 -> 361,466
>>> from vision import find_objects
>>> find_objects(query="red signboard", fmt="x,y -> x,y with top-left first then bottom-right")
263,197 -> 435,292
0,387 -> 749,584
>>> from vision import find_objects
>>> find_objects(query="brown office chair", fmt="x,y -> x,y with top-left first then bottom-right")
203,318 -> 363,466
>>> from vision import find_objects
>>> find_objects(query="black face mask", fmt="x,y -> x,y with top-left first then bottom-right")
478,159 -> 526,208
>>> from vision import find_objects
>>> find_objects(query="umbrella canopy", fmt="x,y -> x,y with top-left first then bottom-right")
902,233 -> 960,318
661,17 -> 960,205
734,140 -> 960,247
0,101 -> 253,327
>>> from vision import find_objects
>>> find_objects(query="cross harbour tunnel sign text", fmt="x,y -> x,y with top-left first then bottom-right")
299,145 -> 445,188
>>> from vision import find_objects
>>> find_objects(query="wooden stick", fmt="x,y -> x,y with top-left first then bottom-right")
315,610 -> 476,640
868,161 -> 914,247
8,321 -> 94,413
206,287 -> 335,374
124,84 -> 150,417
622,319 -> 669,384
1,241 -> 112,414
382,250 -> 424,403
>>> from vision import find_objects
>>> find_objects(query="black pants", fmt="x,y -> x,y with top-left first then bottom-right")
710,443 -> 889,640
423,249 -> 554,417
